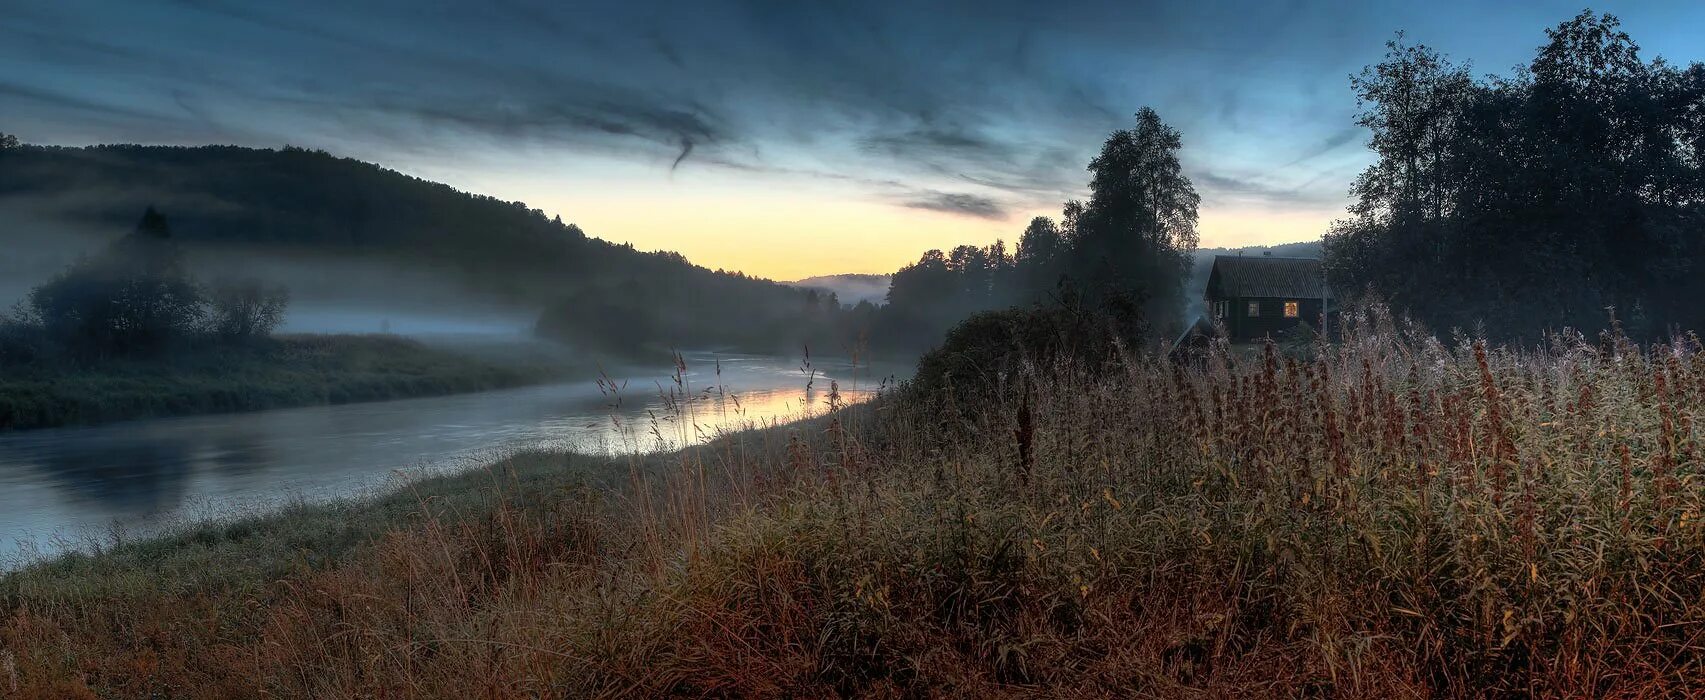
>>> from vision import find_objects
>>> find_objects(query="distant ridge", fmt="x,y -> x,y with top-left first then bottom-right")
0,144 -> 815,351
0,144 -> 791,301
785,273 -> 892,306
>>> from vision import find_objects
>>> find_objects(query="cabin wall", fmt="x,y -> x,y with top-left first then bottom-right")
1210,295 -> 1328,342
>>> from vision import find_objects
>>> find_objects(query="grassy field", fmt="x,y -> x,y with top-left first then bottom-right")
0,334 -> 572,431
6,310 -> 1705,696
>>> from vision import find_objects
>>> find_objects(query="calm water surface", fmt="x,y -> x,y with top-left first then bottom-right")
0,353 -> 895,563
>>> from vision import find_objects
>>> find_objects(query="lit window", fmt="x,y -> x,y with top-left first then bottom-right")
1213,301 -> 1228,318
1284,301 -> 1299,318
1247,301 -> 1260,317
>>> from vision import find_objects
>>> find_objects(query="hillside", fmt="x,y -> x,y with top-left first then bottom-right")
0,145 -> 813,352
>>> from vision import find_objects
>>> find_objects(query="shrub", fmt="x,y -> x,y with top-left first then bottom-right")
205,279 -> 290,341
24,208 -> 205,357
908,300 -> 1128,409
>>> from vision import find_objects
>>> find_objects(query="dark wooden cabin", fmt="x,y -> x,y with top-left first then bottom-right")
1204,254 -> 1332,343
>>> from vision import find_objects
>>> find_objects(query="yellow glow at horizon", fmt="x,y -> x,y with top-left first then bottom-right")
447,159 -> 1341,281
1196,205 -> 1340,250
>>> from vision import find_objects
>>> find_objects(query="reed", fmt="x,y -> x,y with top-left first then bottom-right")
6,308 -> 1705,697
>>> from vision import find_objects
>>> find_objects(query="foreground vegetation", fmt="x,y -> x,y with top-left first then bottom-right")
4,309 -> 1704,696
0,334 -> 566,431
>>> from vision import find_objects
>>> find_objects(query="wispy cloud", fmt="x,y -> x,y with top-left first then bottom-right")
900,191 -> 1009,220
9,0 -> 1643,225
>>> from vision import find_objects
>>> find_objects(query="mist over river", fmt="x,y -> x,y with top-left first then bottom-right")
0,353 -> 897,564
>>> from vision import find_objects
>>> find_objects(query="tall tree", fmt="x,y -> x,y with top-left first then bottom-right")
1015,216 -> 1066,299
1326,11 -> 1705,339
1072,107 -> 1200,336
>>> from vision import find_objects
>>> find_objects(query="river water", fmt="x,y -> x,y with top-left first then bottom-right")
0,353 -> 895,563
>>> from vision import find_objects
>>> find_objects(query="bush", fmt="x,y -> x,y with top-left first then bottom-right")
24,208 -> 205,357
205,279 -> 290,341
0,312 -> 42,365
27,253 -> 205,358
909,301 -> 1127,410
9,208 -> 292,361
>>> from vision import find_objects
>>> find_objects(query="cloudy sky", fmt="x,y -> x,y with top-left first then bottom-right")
6,1 -> 1705,279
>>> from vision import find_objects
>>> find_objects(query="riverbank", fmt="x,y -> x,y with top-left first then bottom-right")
7,327 -> 1705,695
0,334 -> 573,431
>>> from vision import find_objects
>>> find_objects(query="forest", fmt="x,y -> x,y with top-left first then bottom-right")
0,143 -> 826,356
1324,11 -> 1705,340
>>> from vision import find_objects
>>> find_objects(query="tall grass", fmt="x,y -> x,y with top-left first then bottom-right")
6,308 -> 1705,697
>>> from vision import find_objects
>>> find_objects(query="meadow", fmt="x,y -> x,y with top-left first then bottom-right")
4,308 -> 1705,697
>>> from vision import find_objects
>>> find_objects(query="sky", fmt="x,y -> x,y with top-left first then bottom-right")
6,1 -> 1705,280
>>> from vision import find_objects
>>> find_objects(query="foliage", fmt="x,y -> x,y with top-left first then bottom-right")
0,144 -> 830,354
908,299 -> 1127,409
878,107 -> 1199,354
23,207 -> 207,357
2,130 -> 1198,359
1075,107 -> 1200,325
11,312 -> 1705,694
204,278 -> 290,341
1325,12 -> 1705,340
6,207 -> 302,360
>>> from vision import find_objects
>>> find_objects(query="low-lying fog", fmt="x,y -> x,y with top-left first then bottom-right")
1,203 -> 539,338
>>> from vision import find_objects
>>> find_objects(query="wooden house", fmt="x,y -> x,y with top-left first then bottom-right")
1204,254 -> 1332,343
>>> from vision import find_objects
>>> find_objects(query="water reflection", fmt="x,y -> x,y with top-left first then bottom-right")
29,436 -> 195,516
205,431 -> 274,476
0,353 -> 895,562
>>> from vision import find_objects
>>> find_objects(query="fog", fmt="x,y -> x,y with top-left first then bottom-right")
787,274 -> 891,306
1,200 -> 540,339
0,201 -> 110,311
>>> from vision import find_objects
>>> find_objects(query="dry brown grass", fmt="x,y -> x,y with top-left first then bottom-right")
7,308 -> 1705,697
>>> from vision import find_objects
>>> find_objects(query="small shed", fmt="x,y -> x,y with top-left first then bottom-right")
1204,254 -> 1332,343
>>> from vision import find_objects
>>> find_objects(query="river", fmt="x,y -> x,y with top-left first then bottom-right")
0,352 -> 895,564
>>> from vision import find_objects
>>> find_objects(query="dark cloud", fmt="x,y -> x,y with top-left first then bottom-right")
1194,169 -> 1348,207
0,82 -> 167,123
10,0 -> 1697,222
1278,127 -> 1364,168
900,191 -> 1009,220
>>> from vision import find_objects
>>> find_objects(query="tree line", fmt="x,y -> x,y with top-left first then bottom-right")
0,143 -> 837,357
1,208 -> 288,363
0,128 -> 1207,361
877,107 -> 1201,353
1325,11 -> 1705,340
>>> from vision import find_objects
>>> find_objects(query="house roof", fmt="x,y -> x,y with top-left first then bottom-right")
1206,255 -> 1332,300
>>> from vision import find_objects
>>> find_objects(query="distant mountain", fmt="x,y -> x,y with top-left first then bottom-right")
0,144 -> 813,351
1195,240 -> 1323,260
786,273 -> 892,306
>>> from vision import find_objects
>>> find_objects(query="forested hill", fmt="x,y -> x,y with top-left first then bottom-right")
0,144 -> 820,353
0,144 -> 778,298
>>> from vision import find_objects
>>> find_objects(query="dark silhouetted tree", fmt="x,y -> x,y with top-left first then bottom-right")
1326,11 -> 1705,339
27,209 -> 206,356
1015,216 -> 1067,298
1071,107 -> 1200,337
206,279 -> 290,341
